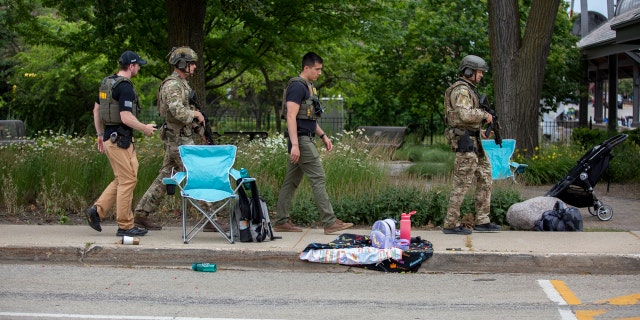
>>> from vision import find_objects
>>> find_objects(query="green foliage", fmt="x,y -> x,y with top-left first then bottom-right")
571,127 -> 608,149
570,128 -> 640,183
514,144 -> 583,185
2,0 -> 582,150
350,0 -> 491,133
489,184 -> 522,226
626,128 -> 640,147
514,129 -> 640,185
393,142 -> 454,178
539,1 -> 582,108
0,131 -> 522,228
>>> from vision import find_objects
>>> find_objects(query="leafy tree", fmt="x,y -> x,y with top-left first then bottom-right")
488,0 -> 567,156
3,0 -> 382,133
6,16 -> 105,134
351,0 -> 491,141
1,0 -> 581,143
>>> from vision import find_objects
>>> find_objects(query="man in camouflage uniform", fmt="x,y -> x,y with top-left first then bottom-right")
133,46 -> 206,230
443,55 -> 501,235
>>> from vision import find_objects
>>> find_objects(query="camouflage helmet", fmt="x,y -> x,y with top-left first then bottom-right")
459,55 -> 489,76
167,46 -> 198,68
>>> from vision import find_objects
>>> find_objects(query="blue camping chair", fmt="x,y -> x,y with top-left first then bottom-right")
162,145 -> 251,244
481,139 -> 527,181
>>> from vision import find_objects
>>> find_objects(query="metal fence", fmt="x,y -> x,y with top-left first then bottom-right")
139,109 -> 590,146
539,120 -> 581,145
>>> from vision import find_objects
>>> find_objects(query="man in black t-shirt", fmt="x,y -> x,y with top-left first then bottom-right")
274,52 -> 354,235
85,51 -> 157,237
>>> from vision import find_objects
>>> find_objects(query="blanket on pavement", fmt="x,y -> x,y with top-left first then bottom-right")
300,233 -> 433,273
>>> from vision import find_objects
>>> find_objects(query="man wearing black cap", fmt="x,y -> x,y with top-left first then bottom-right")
85,50 -> 157,237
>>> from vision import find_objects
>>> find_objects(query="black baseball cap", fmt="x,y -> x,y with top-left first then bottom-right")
119,51 -> 147,66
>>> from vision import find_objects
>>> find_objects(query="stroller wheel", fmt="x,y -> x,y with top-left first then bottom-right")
596,204 -> 613,221
588,206 -> 597,216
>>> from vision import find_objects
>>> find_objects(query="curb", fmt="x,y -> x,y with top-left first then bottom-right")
1,245 -> 638,275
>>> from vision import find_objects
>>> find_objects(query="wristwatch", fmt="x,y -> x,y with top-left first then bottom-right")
320,134 -> 326,139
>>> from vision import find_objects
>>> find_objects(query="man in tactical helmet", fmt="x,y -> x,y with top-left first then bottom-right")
442,54 -> 501,235
133,46 -> 210,231
273,52 -> 354,235
86,51 -> 157,237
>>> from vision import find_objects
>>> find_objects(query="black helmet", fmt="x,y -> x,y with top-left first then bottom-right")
459,55 -> 488,77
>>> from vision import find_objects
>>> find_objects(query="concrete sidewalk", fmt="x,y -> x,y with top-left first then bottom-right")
0,224 -> 638,274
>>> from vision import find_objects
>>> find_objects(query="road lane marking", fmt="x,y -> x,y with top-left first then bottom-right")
596,293 -> 640,306
550,279 -> 582,305
575,310 -> 607,319
538,279 -> 577,320
538,279 -> 570,306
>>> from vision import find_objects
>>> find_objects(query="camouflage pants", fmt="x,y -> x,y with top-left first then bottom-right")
134,135 -> 194,216
444,149 -> 492,229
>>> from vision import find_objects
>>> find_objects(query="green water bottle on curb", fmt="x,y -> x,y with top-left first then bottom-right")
192,262 -> 217,272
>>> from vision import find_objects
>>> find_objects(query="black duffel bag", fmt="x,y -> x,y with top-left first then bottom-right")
535,200 -> 583,232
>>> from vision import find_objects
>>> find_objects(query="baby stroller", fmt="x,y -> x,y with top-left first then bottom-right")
545,134 -> 628,221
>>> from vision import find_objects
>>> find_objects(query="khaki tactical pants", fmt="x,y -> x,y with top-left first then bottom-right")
94,140 -> 139,230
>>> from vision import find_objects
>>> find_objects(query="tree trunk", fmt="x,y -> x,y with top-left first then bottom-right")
488,0 -> 560,156
165,0 -> 207,112
260,65 -> 282,133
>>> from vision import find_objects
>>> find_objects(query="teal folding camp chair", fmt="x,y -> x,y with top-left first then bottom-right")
162,145 -> 248,244
481,139 -> 527,181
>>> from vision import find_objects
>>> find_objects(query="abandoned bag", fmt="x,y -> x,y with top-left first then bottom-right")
232,178 -> 276,242
534,200 -> 583,232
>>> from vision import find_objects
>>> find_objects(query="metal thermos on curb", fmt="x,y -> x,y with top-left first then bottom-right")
192,262 -> 217,272
120,236 -> 140,245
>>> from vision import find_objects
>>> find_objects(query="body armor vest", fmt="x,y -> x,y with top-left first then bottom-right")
281,76 -> 320,121
444,79 -> 480,130
98,75 -> 139,126
157,74 -> 196,135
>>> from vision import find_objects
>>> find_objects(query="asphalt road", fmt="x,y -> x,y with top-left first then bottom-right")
0,264 -> 638,320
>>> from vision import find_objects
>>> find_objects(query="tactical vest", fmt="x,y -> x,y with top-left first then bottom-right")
157,73 -> 196,135
281,76 -> 320,121
444,79 -> 480,130
98,75 -> 139,126
444,79 -> 483,154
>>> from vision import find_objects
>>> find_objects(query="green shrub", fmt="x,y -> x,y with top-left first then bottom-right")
513,128 -> 640,185
572,127 -> 607,149
0,130 -> 548,229
513,144 -> 582,185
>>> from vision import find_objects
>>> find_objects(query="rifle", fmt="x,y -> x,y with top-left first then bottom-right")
479,94 -> 502,148
189,90 -> 216,145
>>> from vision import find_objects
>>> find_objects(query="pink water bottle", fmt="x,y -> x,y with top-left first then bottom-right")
399,211 -> 416,241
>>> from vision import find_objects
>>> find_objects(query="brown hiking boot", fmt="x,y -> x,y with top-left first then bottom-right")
273,221 -> 303,232
324,219 -> 354,235
134,215 -> 162,230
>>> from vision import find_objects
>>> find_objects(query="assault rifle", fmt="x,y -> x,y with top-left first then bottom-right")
479,94 -> 502,148
189,90 -> 216,145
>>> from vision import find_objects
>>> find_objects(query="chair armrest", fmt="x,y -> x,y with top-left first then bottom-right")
163,171 -> 186,185
229,168 -> 256,183
229,168 -> 241,180
509,162 -> 528,174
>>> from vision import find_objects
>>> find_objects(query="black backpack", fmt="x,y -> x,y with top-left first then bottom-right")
233,179 -> 276,242
535,201 -> 583,232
